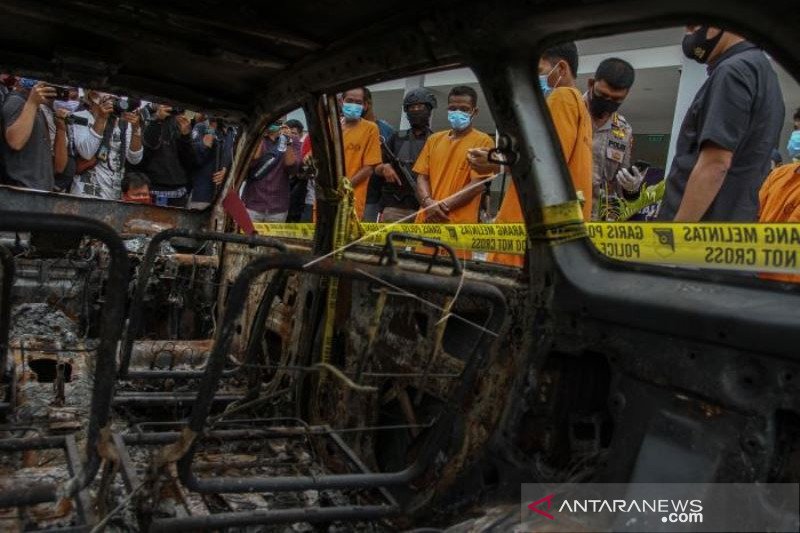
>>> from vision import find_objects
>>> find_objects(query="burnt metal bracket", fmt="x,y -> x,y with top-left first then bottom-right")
118,228 -> 287,381
0,244 -> 14,417
378,232 -> 463,276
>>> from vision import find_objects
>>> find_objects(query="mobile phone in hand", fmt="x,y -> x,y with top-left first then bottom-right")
632,160 -> 651,174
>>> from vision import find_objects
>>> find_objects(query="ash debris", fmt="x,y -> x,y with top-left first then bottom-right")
10,302 -> 78,344
124,236 -> 175,256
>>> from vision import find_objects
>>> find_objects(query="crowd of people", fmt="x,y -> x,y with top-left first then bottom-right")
2,25 -> 800,272
0,77 -> 236,207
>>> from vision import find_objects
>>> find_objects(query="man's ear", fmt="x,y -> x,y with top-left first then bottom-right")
472,106 -> 479,118
557,59 -> 568,79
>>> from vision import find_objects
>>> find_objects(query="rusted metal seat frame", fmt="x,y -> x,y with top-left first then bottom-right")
145,252 -> 507,530
0,434 -> 93,531
0,212 -> 129,511
114,418 -> 400,531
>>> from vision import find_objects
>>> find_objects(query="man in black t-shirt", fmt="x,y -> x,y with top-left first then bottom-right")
140,104 -> 196,207
658,26 -> 784,222
374,88 -> 437,222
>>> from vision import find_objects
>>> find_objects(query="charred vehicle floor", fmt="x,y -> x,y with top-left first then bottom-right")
0,216 -> 518,532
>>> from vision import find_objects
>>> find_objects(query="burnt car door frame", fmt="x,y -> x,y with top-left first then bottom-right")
441,0 -> 800,494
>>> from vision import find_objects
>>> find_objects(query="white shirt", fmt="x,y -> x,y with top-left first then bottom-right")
69,110 -> 143,200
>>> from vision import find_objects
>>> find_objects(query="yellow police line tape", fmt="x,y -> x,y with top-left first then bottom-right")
253,222 -> 800,275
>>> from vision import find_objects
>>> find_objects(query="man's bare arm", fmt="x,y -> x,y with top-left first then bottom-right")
5,83 -> 55,150
53,109 -> 69,174
673,142 -> 733,222
444,176 -> 488,211
349,165 -> 374,187
416,173 -> 449,222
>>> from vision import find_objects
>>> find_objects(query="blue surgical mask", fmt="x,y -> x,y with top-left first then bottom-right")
538,65 -> 561,98
788,130 -> 800,160
448,110 -> 472,131
342,102 -> 363,120
539,75 -> 553,98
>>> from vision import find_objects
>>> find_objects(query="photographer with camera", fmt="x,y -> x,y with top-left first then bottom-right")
69,90 -> 143,199
140,104 -> 196,207
189,116 -> 235,209
241,120 -> 301,222
51,87 -> 84,192
1,77 -> 69,191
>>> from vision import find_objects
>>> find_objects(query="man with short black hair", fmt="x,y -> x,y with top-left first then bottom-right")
537,42 -> 594,220
242,120 -> 301,222
658,26 -> 784,222
414,85 -> 494,234
141,105 -> 196,207
340,87 -> 382,220
2,78 -> 69,191
585,57 -> 638,220
121,171 -> 152,203
189,116 -> 235,209
70,90 -> 144,200
285,119 -> 304,138
470,42 -> 592,266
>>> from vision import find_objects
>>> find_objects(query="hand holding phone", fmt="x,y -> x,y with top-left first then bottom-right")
631,160 -> 651,175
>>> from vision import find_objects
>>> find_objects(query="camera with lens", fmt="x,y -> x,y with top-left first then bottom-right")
64,114 -> 90,126
112,97 -> 142,116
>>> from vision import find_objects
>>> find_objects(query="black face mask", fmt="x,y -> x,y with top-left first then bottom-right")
588,90 -> 621,119
406,109 -> 431,128
682,26 -> 724,64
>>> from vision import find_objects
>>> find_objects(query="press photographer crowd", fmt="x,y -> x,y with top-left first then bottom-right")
1,26 -> 800,268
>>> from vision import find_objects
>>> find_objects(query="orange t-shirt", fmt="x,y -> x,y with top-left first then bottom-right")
413,128 -> 495,224
488,86 -> 593,267
758,162 -> 800,283
343,119 -> 382,219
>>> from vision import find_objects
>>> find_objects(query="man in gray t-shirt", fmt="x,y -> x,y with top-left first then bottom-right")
2,79 -> 59,191
658,26 -> 784,222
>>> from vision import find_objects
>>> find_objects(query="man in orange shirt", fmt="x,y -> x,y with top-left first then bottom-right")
758,162 -> 800,283
340,87 -> 382,219
414,85 -> 494,228
470,42 -> 593,267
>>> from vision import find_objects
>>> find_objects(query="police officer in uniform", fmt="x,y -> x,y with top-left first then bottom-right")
374,87 -> 437,222
584,58 -> 640,221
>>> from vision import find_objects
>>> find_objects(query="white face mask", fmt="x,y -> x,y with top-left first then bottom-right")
54,100 -> 80,113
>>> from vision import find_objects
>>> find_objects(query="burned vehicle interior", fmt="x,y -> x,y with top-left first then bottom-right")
1,0 -> 800,531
